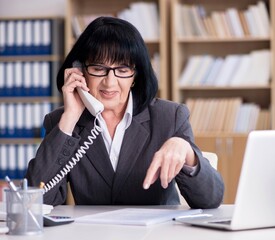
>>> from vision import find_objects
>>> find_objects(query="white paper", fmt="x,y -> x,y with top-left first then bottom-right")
75,208 -> 202,226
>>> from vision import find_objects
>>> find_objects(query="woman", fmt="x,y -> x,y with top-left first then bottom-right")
26,16 -> 224,208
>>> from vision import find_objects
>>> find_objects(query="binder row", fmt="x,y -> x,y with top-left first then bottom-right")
0,144 -> 39,180
0,61 -> 51,97
0,102 -> 52,138
0,19 -> 53,56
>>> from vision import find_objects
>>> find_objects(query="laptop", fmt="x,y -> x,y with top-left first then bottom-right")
177,130 -> 275,231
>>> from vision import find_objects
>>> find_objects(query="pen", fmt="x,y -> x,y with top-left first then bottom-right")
173,213 -> 213,221
5,176 -> 22,199
39,182 -> 45,189
5,176 -> 42,230
22,178 -> 28,191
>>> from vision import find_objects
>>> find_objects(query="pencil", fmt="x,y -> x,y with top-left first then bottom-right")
39,182 -> 45,189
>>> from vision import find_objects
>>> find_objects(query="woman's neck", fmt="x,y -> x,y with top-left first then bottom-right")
101,107 -> 126,139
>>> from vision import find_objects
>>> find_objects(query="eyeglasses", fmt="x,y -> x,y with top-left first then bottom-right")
84,64 -> 136,78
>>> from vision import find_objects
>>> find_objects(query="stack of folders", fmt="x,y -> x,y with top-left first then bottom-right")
0,61 -> 52,97
0,19 -> 55,56
0,18 -> 64,96
0,102 -> 52,138
0,144 -> 39,179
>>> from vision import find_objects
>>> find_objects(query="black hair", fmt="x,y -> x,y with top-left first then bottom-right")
56,16 -> 158,115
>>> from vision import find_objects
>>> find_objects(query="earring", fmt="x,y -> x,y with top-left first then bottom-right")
131,82 -> 135,88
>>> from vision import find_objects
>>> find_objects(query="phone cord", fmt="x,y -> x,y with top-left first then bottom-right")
42,117 -> 102,194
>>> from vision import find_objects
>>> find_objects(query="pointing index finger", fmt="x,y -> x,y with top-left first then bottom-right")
143,157 -> 161,190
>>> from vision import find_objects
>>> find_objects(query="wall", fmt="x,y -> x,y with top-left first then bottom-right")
0,0 -> 66,17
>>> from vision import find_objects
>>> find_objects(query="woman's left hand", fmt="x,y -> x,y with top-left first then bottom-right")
143,137 -> 196,189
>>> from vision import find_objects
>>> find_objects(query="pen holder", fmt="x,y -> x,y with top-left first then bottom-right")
5,188 -> 43,235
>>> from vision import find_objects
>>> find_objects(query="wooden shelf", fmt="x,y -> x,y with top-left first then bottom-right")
0,17 -> 64,178
0,96 -> 61,103
171,0 -> 274,125
0,55 -> 63,62
0,138 -> 42,144
171,0 -> 274,204
177,36 -> 270,43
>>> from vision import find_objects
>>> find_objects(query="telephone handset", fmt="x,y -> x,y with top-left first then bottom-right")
72,60 -> 104,116
42,61 -> 103,194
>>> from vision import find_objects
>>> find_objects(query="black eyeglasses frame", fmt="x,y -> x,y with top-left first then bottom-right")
84,63 -> 136,78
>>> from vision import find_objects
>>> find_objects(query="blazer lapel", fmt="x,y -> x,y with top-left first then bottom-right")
77,111 -> 115,188
112,109 -> 150,201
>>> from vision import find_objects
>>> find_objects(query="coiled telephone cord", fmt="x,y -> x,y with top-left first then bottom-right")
43,118 -> 102,194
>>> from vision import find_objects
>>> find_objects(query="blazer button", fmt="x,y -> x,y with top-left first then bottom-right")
63,149 -> 70,156
67,139 -> 75,146
58,158 -> 65,165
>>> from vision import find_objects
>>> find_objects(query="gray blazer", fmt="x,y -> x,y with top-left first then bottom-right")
26,98 -> 224,208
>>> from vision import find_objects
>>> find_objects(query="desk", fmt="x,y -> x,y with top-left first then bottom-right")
1,205 -> 275,240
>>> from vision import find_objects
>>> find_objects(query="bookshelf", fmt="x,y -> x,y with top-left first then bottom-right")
171,0 -> 274,203
0,16 -> 64,180
65,0 -> 169,99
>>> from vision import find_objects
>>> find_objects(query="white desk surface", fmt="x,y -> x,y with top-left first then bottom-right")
2,204 -> 275,240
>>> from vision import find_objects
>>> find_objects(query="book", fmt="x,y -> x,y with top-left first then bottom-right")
176,4 -> 192,37
246,49 -> 271,86
17,145 -> 26,178
229,55 -> 251,86
256,109 -> 271,130
249,4 -> 269,37
226,8 -> 244,37
205,99 -> 219,131
75,208 -> 202,226
203,57 -> 224,85
185,98 -> 195,113
203,17 -> 217,37
215,98 -> 229,132
15,103 -> 24,137
190,5 -> 207,37
214,55 -> 241,86
257,1 -> 270,36
191,55 -> 214,86
219,12 -> 231,37
224,98 -> 242,132
244,9 -> 258,37
0,145 -> 8,179
189,98 -> 204,131
238,11 -> 250,36
178,55 -> 202,86
0,21 -> 5,55
195,100 -> 208,131
211,11 -> 226,38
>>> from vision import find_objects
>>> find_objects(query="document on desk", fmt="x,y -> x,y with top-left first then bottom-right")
75,208 -> 203,226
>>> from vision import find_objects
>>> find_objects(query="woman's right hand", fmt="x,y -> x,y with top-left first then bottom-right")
58,66 -> 90,135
